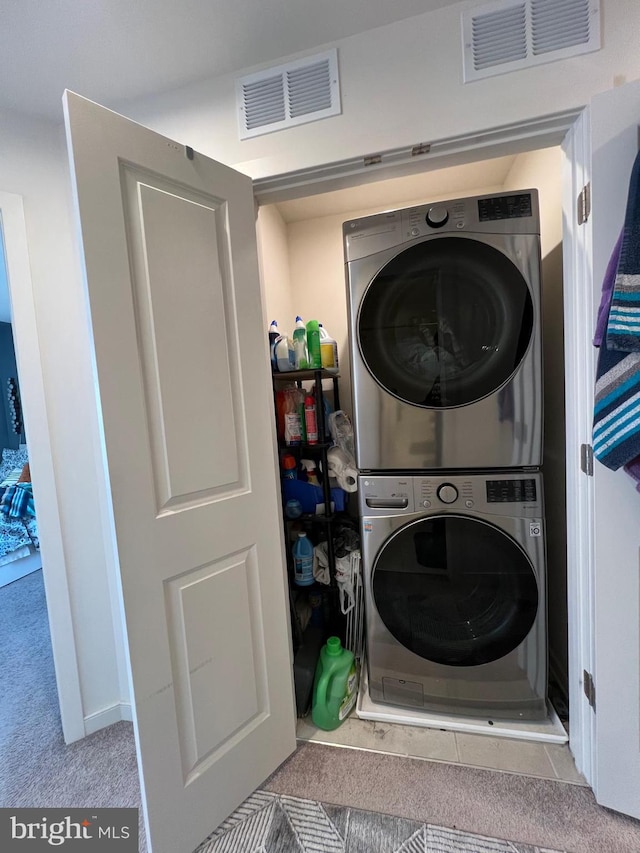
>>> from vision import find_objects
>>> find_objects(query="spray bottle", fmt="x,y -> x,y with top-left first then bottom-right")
304,393 -> 318,444
300,459 -> 319,486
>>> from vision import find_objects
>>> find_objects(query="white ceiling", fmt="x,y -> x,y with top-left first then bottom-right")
3,0 -> 462,120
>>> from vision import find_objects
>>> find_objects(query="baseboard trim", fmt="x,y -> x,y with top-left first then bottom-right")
0,550 -> 41,587
84,702 -> 133,735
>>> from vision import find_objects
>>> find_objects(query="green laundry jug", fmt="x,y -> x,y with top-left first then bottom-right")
312,636 -> 357,731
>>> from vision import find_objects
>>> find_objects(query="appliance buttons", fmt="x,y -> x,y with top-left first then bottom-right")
410,227 -> 420,237
437,484 -> 458,504
465,499 -> 474,508
426,205 -> 449,228
421,499 -> 431,508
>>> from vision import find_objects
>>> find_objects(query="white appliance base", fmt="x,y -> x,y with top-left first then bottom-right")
356,666 -> 568,744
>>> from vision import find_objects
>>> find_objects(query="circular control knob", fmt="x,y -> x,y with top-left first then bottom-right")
437,484 -> 458,504
426,205 -> 449,228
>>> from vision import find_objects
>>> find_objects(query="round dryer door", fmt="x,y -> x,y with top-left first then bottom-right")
357,237 -> 534,408
372,514 -> 538,667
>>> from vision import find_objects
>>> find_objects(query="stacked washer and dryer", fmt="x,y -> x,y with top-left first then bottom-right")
343,190 -> 547,721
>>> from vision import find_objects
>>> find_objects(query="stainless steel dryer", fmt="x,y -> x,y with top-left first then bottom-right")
344,190 -> 542,471
359,471 -> 547,720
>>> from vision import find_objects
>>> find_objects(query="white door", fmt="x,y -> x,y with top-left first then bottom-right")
589,78 -> 640,819
63,91 -> 296,853
564,77 -> 640,818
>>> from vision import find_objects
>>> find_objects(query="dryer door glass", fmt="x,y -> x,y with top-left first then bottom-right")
358,237 -> 534,407
372,515 -> 538,666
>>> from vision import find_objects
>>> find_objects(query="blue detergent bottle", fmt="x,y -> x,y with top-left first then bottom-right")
293,532 -> 314,586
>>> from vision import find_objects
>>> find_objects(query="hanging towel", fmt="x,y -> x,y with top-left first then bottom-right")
592,348 -> 640,469
593,151 -> 640,473
606,149 -> 640,350
594,231 -> 623,346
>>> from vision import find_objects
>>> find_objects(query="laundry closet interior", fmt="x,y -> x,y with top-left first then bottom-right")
257,142 -> 571,762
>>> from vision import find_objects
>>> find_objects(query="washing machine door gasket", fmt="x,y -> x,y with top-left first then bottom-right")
371,513 -> 539,667
357,236 -> 534,409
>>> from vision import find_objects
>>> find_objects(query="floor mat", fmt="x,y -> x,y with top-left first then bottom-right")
194,790 -> 563,852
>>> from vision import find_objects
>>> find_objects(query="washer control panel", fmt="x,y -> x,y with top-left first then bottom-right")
358,473 -> 542,518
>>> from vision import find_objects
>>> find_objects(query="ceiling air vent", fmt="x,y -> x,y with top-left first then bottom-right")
237,49 -> 341,140
462,0 -> 600,83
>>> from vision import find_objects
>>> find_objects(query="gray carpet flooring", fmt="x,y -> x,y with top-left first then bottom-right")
4,570 -> 640,853
0,569 -> 146,849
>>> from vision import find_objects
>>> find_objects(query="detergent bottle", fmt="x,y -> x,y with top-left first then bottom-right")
292,531 -> 314,587
305,319 -> 322,369
311,636 -> 357,730
319,324 -> 339,373
292,316 -> 309,370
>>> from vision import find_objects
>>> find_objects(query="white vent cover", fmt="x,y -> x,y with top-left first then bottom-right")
236,49 -> 341,139
462,0 -> 600,82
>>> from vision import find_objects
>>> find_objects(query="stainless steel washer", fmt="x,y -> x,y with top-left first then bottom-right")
359,472 -> 547,720
344,190 -> 542,471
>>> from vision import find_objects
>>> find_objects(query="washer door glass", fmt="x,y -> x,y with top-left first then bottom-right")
358,237 -> 534,407
372,515 -> 538,666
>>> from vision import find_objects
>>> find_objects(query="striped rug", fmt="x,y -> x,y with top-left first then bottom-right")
194,790 -> 562,852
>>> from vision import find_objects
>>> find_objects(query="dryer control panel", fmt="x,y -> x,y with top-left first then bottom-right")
343,189 -> 540,262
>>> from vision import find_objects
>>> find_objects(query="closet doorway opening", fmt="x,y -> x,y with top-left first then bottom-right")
256,145 -> 569,724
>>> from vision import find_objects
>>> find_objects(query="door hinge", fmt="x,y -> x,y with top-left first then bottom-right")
583,669 -> 596,710
577,182 -> 591,225
580,443 -> 594,476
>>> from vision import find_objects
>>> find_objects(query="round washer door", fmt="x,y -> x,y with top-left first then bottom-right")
372,514 -> 538,667
358,236 -> 534,408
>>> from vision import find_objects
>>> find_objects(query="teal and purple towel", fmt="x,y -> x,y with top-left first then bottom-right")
606,148 -> 640,351
593,149 -> 640,476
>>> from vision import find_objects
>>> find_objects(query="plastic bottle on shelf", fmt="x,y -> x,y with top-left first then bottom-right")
312,636 -> 357,731
319,324 -> 339,373
268,320 -> 279,369
274,335 -> 295,372
281,454 -> 297,479
283,388 -> 303,446
292,316 -> 309,370
304,393 -> 318,444
305,319 -> 322,369
292,531 -> 315,587
300,459 -> 319,485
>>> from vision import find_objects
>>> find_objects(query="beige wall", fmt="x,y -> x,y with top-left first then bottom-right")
256,204 -> 293,338
121,2 -> 640,180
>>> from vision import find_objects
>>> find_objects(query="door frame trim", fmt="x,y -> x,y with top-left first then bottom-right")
560,109 -> 596,782
0,190 -> 85,742
253,108 -> 583,205
253,104 -> 593,782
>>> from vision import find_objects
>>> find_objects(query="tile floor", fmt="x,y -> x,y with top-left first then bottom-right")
296,714 -> 587,785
